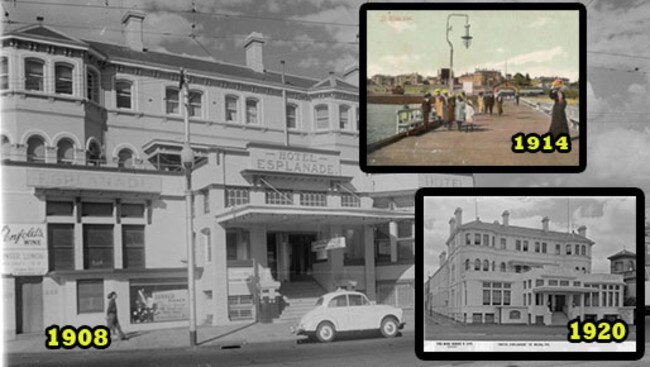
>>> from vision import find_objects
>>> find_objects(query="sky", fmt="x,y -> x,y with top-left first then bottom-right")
423,196 -> 637,277
367,10 -> 580,80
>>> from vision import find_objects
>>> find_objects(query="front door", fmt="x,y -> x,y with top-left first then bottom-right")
289,233 -> 316,281
554,295 -> 566,312
15,276 -> 43,334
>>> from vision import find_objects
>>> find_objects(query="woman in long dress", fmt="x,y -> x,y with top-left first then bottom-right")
548,79 -> 570,137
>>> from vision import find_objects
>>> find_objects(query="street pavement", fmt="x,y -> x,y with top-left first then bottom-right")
367,100 -> 580,166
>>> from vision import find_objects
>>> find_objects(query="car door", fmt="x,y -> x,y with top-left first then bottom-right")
326,294 -> 350,331
347,294 -> 376,330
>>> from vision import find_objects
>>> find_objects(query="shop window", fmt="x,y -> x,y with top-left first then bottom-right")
56,138 -> 75,164
130,279 -> 188,323
48,224 -> 74,271
46,201 -> 73,216
300,192 -> 326,206
485,313 -> 495,324
286,103 -> 298,129
54,63 -> 73,95
189,90 -> 202,117
341,193 -> 360,207
115,80 -> 133,109
25,58 -> 44,91
121,203 -> 145,218
228,295 -> 254,321
26,135 -> 46,163
245,98 -> 259,124
225,95 -> 238,122
123,225 -> 145,269
315,104 -> 329,130
226,229 -> 250,261
225,187 -> 250,207
509,310 -> 521,319
339,105 -> 350,129
397,239 -> 414,262
87,68 -> 100,102
265,189 -> 293,205
165,87 -> 180,114
77,279 -> 104,314
0,56 -> 8,90
397,221 -> 413,238
117,148 -> 134,168
82,202 -> 113,217
83,224 -> 114,269
472,313 -> 482,323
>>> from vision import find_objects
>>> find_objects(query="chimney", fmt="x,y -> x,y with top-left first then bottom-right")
542,216 -> 549,232
439,251 -> 447,266
502,210 -> 510,227
244,32 -> 265,73
577,225 -> 587,237
121,11 -> 145,52
454,207 -> 463,227
449,217 -> 456,236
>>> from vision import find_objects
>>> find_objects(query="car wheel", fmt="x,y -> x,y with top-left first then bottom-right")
380,317 -> 399,338
316,321 -> 336,343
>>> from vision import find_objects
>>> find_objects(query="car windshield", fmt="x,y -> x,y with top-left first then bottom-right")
315,297 -> 323,306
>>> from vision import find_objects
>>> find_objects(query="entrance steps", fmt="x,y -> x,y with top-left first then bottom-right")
277,280 -> 326,324
551,311 -> 568,326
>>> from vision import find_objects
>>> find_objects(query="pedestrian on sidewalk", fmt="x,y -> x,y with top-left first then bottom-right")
434,89 -> 445,124
421,92 -> 432,130
548,79 -> 570,137
496,93 -> 504,116
477,92 -> 485,114
454,92 -> 466,131
466,98 -> 475,125
485,92 -> 494,115
106,291 -> 128,341
515,92 -> 520,106
445,90 -> 455,130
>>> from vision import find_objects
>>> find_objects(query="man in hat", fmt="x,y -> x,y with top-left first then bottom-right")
106,291 -> 128,340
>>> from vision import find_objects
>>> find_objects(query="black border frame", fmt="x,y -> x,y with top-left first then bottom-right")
359,2 -> 587,174
414,187 -> 645,361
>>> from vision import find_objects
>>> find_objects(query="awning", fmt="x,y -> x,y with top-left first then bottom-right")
240,169 -> 353,184
532,286 -> 592,294
215,204 -> 413,225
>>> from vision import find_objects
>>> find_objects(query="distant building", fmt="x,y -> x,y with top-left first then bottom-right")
395,73 -> 423,86
608,249 -> 637,303
473,69 -> 503,88
426,208 -> 632,326
371,74 -> 395,87
533,76 -> 571,89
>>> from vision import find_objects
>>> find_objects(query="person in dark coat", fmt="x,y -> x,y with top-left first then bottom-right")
548,79 -> 570,137
515,92 -> 520,106
485,92 -> 494,115
496,93 -> 504,116
106,291 -> 128,340
421,92 -> 432,130
445,90 -> 456,130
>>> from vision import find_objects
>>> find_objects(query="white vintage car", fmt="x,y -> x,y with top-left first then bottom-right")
292,289 -> 405,343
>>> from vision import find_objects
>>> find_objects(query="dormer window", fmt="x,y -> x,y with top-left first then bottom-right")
55,63 -> 73,95
25,58 -> 44,91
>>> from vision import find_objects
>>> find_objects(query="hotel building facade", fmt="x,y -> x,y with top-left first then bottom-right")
425,208 -> 634,326
0,13 -> 474,339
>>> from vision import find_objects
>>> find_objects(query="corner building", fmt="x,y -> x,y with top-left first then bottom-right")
427,208 -> 633,325
0,15 -> 474,339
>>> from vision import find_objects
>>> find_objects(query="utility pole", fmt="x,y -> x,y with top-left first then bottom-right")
180,67 -> 197,347
281,60 -> 289,146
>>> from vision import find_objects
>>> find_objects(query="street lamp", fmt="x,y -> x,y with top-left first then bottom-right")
446,14 -> 472,92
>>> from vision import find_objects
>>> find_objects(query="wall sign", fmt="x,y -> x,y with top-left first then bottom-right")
311,237 -> 346,252
250,147 -> 340,176
2,224 -> 48,276
26,169 -> 163,193
418,174 -> 474,188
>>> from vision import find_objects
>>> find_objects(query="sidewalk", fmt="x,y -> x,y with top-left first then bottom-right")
4,309 -> 414,354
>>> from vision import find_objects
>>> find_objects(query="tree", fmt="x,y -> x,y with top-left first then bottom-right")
525,73 -> 531,83
512,72 -> 526,86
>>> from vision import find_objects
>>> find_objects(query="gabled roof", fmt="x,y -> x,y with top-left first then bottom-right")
310,74 -> 357,92
4,25 -> 88,47
607,249 -> 636,260
452,219 -> 593,243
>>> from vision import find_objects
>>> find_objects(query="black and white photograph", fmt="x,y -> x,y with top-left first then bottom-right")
417,189 -> 644,359
1,0 -> 650,367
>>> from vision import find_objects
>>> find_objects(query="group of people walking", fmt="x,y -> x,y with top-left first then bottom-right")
421,89 -> 476,132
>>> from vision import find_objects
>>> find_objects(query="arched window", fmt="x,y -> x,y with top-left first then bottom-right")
491,261 -> 495,272
500,262 -> 506,272
26,135 -> 46,162
56,138 -> 75,164
581,245 -> 586,256
566,244 -> 572,255
54,63 -> 73,95
1,134 -> 10,156
1,57 -> 8,90
115,80 -> 133,109
165,87 -> 180,114
286,103 -> 298,129
87,68 -> 100,102
465,259 -> 470,271
86,140 -> 102,166
246,98 -> 259,124
509,310 -> 521,320
339,105 -> 350,129
474,259 -> 481,271
189,90 -> 202,117
25,58 -> 45,91
225,95 -> 238,122
315,104 -> 329,130
483,259 -> 489,271
117,148 -> 134,168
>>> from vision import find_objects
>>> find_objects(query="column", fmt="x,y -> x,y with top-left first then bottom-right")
74,148 -> 86,165
45,146 -> 57,164
249,226 -> 268,268
579,293 -> 584,320
74,199 -> 84,270
329,225 -> 344,290
363,224 -> 376,300
618,288 -> 623,308
114,223 -> 123,269
212,224 -> 229,324
389,221 -> 398,263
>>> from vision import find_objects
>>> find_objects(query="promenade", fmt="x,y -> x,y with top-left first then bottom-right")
367,100 -> 580,167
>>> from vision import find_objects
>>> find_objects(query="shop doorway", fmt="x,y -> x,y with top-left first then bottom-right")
15,276 -> 43,334
289,233 -> 316,281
